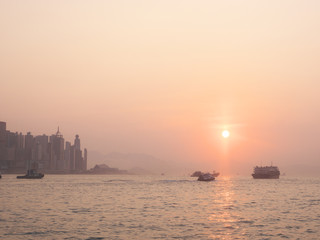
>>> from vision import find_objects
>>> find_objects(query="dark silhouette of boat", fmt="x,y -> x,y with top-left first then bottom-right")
198,173 -> 215,181
191,170 -> 220,178
252,166 -> 280,179
17,169 -> 44,179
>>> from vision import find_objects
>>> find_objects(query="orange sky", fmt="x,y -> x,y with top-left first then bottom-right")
1,1 -> 320,175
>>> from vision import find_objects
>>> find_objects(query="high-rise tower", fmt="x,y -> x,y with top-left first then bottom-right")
74,134 -> 82,171
50,127 -> 64,170
0,121 -> 7,168
74,134 -> 80,150
83,148 -> 87,171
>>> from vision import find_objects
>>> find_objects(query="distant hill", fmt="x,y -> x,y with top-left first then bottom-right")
88,151 -> 179,175
87,164 -> 128,174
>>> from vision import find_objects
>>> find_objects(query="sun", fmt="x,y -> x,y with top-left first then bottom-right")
222,130 -> 230,138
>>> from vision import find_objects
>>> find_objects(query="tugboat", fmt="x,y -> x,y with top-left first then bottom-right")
252,165 -> 280,179
17,169 -> 44,179
198,173 -> 215,181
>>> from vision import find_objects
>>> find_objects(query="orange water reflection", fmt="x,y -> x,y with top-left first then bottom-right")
207,178 -> 246,239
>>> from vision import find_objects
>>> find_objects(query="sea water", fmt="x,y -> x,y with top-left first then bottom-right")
0,174 -> 319,239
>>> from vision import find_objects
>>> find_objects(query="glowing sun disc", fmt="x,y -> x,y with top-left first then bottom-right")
222,130 -> 230,138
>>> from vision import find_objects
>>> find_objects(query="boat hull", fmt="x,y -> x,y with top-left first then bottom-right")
16,175 -> 44,179
198,178 -> 215,181
252,174 -> 279,179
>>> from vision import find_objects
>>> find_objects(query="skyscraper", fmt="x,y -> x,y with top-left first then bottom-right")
75,149 -> 82,171
64,141 -> 71,170
24,132 -> 34,169
0,122 -> 6,147
74,134 -> 80,150
34,135 -> 49,169
15,132 -> 26,169
74,134 -> 83,171
50,127 -> 64,170
6,131 -> 17,169
0,122 -> 7,167
17,132 -> 24,149
83,148 -> 87,171
69,145 -> 75,171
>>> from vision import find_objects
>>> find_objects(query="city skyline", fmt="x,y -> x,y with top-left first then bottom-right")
0,121 -> 87,173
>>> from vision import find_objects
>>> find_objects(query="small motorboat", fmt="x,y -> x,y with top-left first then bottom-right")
192,170 -> 220,178
198,173 -> 215,181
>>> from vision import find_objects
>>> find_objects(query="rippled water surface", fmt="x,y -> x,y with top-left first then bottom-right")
1,174 -> 320,239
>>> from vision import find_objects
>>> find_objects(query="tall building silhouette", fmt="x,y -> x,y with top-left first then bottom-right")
24,132 -> 34,169
15,132 -> 25,169
74,135 -> 82,171
34,134 -> 49,169
50,127 -> 64,170
64,141 -> 71,170
69,145 -> 75,171
17,132 -> 24,149
0,121 -> 7,169
83,148 -> 87,171
74,134 -> 80,150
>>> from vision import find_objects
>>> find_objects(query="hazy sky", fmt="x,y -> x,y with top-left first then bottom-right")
1,0 -> 320,174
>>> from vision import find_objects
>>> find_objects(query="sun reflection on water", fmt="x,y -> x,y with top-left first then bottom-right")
206,178 -> 246,239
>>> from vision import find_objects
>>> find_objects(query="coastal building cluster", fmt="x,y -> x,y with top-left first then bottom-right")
0,121 -> 87,173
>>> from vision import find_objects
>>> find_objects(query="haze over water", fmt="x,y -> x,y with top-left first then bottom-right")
1,175 -> 320,239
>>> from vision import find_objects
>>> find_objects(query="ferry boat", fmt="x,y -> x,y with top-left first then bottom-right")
252,166 -> 280,179
17,169 -> 44,179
